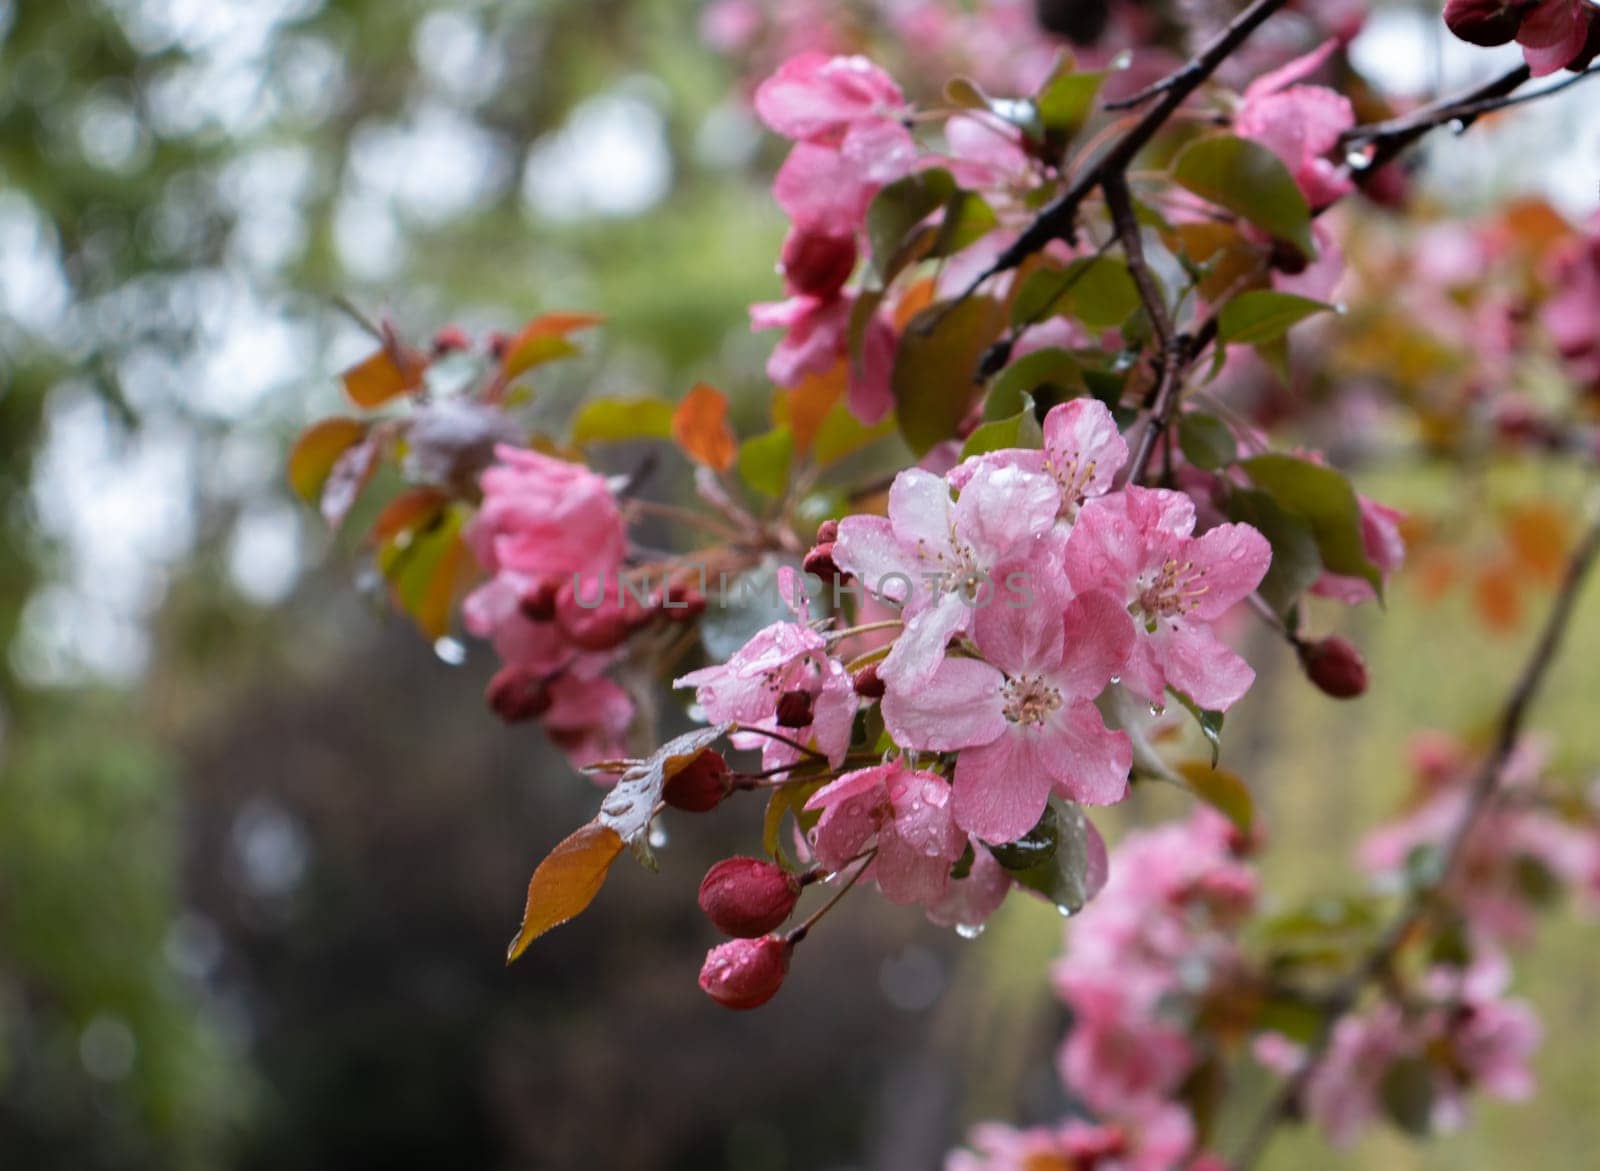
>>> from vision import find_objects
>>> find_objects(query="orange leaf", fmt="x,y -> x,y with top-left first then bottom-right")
671,382 -> 737,471
288,418 -> 367,506
506,823 -> 625,963
367,487 -> 450,546
1504,501 -> 1569,583
893,277 -> 938,331
780,363 -> 847,455
499,312 -> 605,383
341,344 -> 427,409
413,531 -> 472,641
1472,561 -> 1522,634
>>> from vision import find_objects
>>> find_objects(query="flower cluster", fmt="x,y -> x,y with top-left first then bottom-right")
1444,0 -> 1599,76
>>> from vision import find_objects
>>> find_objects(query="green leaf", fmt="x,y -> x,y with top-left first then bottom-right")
1226,487 -> 1323,617
1218,290 -> 1332,346
989,803 -> 1059,871
986,348 -> 1083,420
1174,760 -> 1253,835
762,778 -> 827,869
1176,412 -> 1237,470
1036,68 -> 1105,140
1005,798 -> 1100,914
737,426 -> 794,498
1242,454 -> 1382,594
570,396 -> 675,445
867,169 -> 956,283
1170,689 -> 1225,767
1011,257 -> 1141,330
812,401 -> 897,466
1172,135 -> 1315,258
893,297 -> 1006,456
1379,1057 -> 1438,1137
961,394 -> 1043,460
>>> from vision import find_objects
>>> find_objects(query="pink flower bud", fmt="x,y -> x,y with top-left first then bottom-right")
698,935 -> 792,1010
698,857 -> 802,937
1299,635 -> 1369,699
662,750 -> 732,812
1443,0 -> 1530,47
485,666 -> 552,722
554,582 -> 648,651
779,227 -> 857,298
814,518 -> 839,545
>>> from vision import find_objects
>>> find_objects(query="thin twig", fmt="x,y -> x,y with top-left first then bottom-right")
1231,503 -> 1600,1171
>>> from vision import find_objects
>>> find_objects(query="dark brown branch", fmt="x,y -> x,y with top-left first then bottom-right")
951,0 -> 1296,304
1232,504 -> 1600,1171
1342,65 -> 1531,176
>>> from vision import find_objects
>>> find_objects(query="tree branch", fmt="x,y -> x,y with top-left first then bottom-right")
1231,501 -> 1600,1171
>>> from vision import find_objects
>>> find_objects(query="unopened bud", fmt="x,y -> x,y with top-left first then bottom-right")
698,935 -> 792,1010
485,666 -> 552,723
815,518 -> 839,545
852,663 -> 886,699
698,857 -> 802,937
555,583 -> 648,651
774,688 -> 815,728
1298,635 -> 1369,699
486,330 -> 511,360
663,750 -> 733,812
803,541 -> 841,585
1443,0 -> 1530,47
779,227 -> 858,298
519,578 -> 560,622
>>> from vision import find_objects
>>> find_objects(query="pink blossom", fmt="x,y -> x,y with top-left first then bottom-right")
949,397 -> 1129,524
834,463 -> 1062,682
1056,969 -> 1195,1113
771,120 -> 916,232
542,670 -> 634,768
1518,0 -> 1595,76
1066,486 -> 1270,711
1233,40 -> 1356,210
806,760 -> 968,904
948,1111 -> 1195,1171
941,114 -> 1036,193
923,846 -> 1013,931
882,572 -> 1134,842
1303,1004 -> 1411,1145
466,444 -> 626,582
675,615 -> 855,770
753,52 -> 907,143
750,293 -> 850,385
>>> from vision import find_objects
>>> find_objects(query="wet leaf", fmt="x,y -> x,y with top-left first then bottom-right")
1012,257 -> 1141,330
341,343 -> 427,409
763,778 -> 827,868
367,486 -> 449,547
986,348 -> 1082,420
506,823 -> 625,963
597,723 -> 734,850
1176,412 -> 1237,470
1218,290 -> 1332,346
961,393 -> 1043,460
1227,487 -> 1322,616
867,169 -> 956,283
1006,798 -> 1103,914
319,433 -> 381,529
1171,689 -> 1225,767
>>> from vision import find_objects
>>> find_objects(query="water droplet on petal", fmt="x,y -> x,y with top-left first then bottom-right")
1109,675 -> 1121,685
433,637 -> 467,665
648,822 -> 669,849
1344,149 -> 1370,170
954,922 -> 985,940
1057,904 -> 1075,918
1149,703 -> 1165,717
1110,50 -> 1133,70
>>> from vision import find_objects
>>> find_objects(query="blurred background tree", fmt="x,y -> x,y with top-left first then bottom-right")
1,1 -> 1597,1169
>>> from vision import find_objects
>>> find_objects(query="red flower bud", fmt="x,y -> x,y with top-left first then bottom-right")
485,666 -> 552,722
698,857 -> 802,937
1298,635 -> 1369,699
803,541 -> 841,585
774,688 -> 815,728
662,750 -> 733,812
519,578 -> 560,622
554,582 -> 649,651
1443,0 -> 1530,47
698,935 -> 792,1010
779,227 -> 857,298
815,518 -> 840,545
486,330 -> 511,360
852,663 -> 886,699
431,325 -> 472,355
